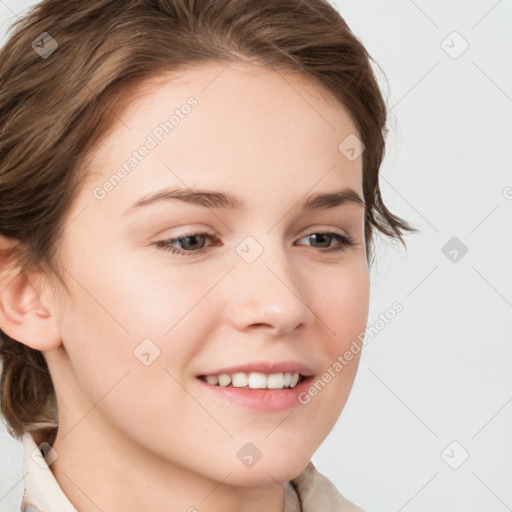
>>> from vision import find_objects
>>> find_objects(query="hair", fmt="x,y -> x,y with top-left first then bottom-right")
0,0 -> 418,442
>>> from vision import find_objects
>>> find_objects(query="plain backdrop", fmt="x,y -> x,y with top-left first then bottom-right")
1,1 -> 511,511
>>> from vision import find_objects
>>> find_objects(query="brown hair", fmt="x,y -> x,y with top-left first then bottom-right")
0,0 -> 418,441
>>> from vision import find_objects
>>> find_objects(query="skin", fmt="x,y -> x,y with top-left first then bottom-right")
0,61 -> 369,511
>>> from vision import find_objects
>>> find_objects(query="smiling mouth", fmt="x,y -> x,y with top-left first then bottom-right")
197,371 -> 309,390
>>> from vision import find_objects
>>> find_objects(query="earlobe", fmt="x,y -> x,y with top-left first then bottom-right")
0,235 -> 61,351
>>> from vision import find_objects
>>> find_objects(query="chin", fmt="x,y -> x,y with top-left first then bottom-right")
217,451 -> 313,487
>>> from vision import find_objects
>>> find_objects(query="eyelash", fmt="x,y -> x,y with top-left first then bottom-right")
151,230 -> 354,257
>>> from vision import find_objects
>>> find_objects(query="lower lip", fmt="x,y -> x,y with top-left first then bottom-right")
196,376 -> 314,412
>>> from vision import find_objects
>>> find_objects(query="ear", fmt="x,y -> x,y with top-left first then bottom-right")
0,234 -> 61,351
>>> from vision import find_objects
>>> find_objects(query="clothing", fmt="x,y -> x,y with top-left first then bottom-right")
20,431 -> 366,512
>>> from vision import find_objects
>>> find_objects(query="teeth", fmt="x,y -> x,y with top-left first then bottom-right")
218,373 -> 231,387
267,373 -> 284,389
205,375 -> 219,385
248,372 -> 267,389
202,371 -> 303,390
232,372 -> 249,387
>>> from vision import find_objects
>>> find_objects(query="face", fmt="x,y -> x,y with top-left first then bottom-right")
47,60 -> 370,485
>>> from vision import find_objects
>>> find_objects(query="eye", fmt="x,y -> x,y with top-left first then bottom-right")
296,232 -> 354,253
151,230 -> 354,257
151,231 -> 217,257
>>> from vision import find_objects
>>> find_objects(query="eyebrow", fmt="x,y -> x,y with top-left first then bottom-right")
122,186 -> 365,215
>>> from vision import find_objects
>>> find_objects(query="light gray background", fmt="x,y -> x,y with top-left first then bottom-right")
1,1 -> 511,511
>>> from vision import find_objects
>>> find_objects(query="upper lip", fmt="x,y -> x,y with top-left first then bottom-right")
197,361 -> 315,377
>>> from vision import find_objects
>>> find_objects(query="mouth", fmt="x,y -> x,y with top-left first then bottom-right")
197,371 -> 310,390
195,371 -> 315,411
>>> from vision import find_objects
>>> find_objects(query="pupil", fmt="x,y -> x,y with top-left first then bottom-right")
313,234 -> 329,247
183,235 -> 202,250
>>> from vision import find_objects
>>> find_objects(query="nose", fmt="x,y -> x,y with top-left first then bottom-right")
223,241 -> 316,336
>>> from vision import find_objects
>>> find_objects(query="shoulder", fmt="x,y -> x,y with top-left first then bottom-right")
291,461 -> 366,512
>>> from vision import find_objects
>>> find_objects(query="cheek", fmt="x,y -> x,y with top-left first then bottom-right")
298,268 -> 369,438
56,249 -> 215,407
56,281 -> 197,445
315,264 -> 370,350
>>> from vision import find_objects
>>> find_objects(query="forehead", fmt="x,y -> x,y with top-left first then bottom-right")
122,60 -> 355,124
76,60 -> 363,216
90,60 -> 359,153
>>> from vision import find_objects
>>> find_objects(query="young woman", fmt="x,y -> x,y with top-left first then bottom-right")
0,0 -> 417,510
